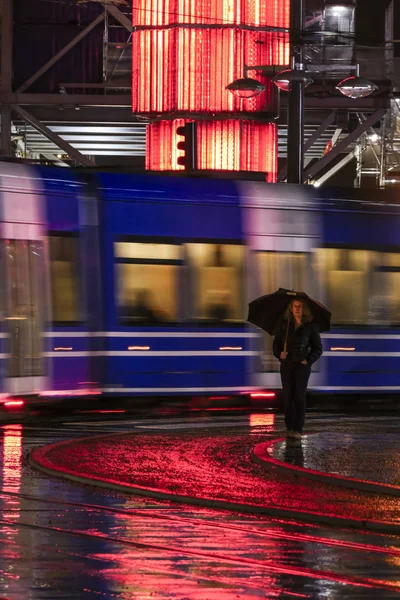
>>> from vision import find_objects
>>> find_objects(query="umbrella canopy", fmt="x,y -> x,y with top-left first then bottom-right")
247,288 -> 331,335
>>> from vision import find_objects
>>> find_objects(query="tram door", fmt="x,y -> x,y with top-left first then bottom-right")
1,165 -> 48,396
240,181 -> 323,391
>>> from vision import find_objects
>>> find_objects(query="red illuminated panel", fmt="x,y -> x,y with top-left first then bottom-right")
133,0 -> 289,27
147,119 -> 277,182
132,1 -> 289,115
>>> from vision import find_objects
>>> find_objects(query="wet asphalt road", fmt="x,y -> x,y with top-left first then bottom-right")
1,410 -> 400,599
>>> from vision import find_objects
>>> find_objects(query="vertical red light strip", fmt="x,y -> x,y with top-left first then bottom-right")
132,0 -> 289,114
132,0 -> 289,28
133,0 -> 288,180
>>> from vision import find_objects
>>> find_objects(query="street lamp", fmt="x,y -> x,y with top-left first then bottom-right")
335,75 -> 378,99
225,77 -> 266,98
226,0 -> 378,184
272,68 -> 314,92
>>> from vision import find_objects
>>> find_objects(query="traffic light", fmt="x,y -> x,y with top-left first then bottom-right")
176,122 -> 197,171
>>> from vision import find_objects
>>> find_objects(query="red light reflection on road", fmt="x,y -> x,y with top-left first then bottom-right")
250,413 -> 275,427
75,410 -> 126,415
1,424 -> 22,521
2,424 -> 22,492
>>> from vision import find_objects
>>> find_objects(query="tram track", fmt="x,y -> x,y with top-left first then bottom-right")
0,512 -> 399,594
2,417 -> 400,598
1,488 -> 400,559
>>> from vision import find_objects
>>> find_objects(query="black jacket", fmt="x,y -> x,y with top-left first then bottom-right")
273,320 -> 323,365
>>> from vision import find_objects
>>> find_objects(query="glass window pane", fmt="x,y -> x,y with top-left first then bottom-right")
370,253 -> 400,326
6,240 -> 44,377
328,271 -> 366,324
115,242 -> 181,261
255,251 -> 306,294
49,236 -> 79,323
185,243 -> 244,321
316,248 -> 374,325
116,263 -> 178,323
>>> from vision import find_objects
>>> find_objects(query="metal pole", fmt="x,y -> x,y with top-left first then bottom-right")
287,0 -> 304,184
1,0 -> 13,157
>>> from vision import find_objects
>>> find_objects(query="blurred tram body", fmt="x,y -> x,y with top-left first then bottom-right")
0,162 -> 400,409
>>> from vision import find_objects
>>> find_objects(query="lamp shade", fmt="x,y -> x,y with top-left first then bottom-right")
336,76 -> 378,99
272,69 -> 313,92
226,77 -> 266,98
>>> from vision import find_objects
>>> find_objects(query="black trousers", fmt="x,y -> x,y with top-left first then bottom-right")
280,361 -> 311,434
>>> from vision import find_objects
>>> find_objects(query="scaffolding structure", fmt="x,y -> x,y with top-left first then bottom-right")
0,0 -> 398,187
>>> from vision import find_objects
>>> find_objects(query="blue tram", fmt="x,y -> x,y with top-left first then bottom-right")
0,161 -> 399,407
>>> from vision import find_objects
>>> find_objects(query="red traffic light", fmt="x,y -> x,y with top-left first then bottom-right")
176,122 -> 197,171
176,125 -> 187,137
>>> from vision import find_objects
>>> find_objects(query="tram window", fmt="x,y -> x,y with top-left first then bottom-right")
255,251 -> 307,294
370,253 -> 400,326
254,251 -> 307,372
49,236 -> 79,323
185,243 -> 244,321
6,240 -> 45,376
114,242 -> 181,323
316,248 -> 374,325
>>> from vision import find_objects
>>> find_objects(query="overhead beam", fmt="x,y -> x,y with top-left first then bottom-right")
17,14 -> 105,94
313,149 -> 357,187
304,109 -> 386,181
12,105 -> 96,167
41,153 -> 71,168
12,106 -> 138,122
280,96 -> 390,111
279,110 -> 336,181
0,93 -> 389,112
0,93 -> 131,106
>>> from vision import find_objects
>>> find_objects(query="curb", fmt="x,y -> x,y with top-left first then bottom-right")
253,436 -> 400,498
29,438 -> 400,536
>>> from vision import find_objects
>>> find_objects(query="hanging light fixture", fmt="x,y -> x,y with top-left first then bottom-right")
225,77 -> 266,99
336,76 -> 378,99
272,69 -> 314,92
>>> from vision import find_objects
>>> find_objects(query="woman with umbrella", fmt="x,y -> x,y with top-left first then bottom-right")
248,289 -> 329,441
272,298 -> 322,440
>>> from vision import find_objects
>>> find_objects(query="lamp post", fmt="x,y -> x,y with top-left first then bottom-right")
226,1 -> 378,185
287,0 -> 305,184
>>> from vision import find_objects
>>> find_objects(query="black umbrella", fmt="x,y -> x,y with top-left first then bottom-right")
247,288 -> 331,335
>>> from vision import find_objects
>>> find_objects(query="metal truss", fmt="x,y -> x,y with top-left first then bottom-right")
0,0 -> 398,189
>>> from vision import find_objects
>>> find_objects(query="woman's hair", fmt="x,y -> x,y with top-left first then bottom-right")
284,298 -> 313,322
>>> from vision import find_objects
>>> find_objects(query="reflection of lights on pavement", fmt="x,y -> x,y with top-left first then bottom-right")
75,409 -> 126,414
250,413 -> 275,427
2,424 -> 23,491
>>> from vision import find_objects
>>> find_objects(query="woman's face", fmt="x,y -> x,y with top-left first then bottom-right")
292,300 -> 303,320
